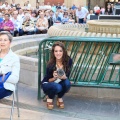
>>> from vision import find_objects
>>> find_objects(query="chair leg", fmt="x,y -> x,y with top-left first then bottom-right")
16,87 -> 20,117
10,91 -> 15,120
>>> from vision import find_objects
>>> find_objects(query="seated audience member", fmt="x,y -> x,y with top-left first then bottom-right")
71,4 -> 77,10
68,15 -> 75,23
57,9 -> 63,20
4,1 -> 11,10
105,4 -> 112,15
31,11 -> 38,25
36,2 -> 40,10
48,10 -> 55,28
17,9 -> 24,35
20,14 -> 35,35
36,12 -> 48,34
0,13 -> 4,23
11,11 -> 21,37
54,12 -> 61,23
87,9 -> 95,20
56,3 -> 61,10
0,31 -> 20,99
11,0 -> 16,8
0,14 -> 14,34
52,4 -> 56,13
61,3 -> 67,11
62,12 -> 69,24
100,6 -> 105,15
94,4 -> 100,14
16,4 -> 21,11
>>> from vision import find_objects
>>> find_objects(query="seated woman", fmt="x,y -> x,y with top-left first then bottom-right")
36,12 -> 48,34
20,14 -> 35,35
41,42 -> 72,109
0,31 -> 20,99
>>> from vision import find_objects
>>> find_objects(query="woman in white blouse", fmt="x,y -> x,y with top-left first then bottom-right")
0,31 -> 20,99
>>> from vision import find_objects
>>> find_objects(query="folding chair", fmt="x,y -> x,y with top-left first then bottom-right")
1,83 -> 20,120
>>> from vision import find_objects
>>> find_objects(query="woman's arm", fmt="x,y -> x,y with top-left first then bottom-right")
6,56 -> 20,84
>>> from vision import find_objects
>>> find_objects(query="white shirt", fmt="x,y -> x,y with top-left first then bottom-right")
0,49 -> 20,91
11,17 -> 21,31
76,7 -> 88,19
94,6 -> 100,13
17,14 -> 24,29
61,5 -> 67,11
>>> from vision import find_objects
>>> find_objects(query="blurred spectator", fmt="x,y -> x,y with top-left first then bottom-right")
0,13 -> 14,33
21,14 -> 35,35
36,2 -> 40,10
17,9 -> 24,34
39,2 -> 45,10
56,3 -> 61,10
11,11 -> 21,36
11,0 -> 16,8
100,6 -> 105,15
111,4 -> 115,15
0,1 -> 3,9
62,12 -> 69,24
48,10 -> 55,28
94,4 -> 100,14
58,9 -> 63,20
26,1 -> 31,8
16,4 -> 21,11
105,4 -> 112,15
68,15 -> 75,23
86,9 -> 94,20
0,13 -> 4,23
4,1 -> 11,10
61,3 -> 67,11
52,4 -> 56,13
36,12 -> 48,34
54,12 -> 61,23
76,5 -> 88,24
71,4 -> 77,10
45,2 -> 52,10
31,11 -> 38,25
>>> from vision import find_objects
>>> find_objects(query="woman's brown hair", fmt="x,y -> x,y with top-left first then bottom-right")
48,41 -> 70,73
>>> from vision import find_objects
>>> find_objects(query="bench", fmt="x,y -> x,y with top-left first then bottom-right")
37,36 -> 120,99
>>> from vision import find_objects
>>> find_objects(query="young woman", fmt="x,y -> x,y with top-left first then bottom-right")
41,42 -> 72,109
0,31 -> 20,99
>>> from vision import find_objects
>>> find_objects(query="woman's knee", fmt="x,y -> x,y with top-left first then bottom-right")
42,82 -> 62,93
62,79 -> 71,91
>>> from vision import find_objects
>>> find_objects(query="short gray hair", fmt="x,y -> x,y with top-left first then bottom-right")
0,31 -> 13,42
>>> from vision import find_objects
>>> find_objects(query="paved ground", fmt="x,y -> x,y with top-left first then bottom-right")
0,83 -> 120,120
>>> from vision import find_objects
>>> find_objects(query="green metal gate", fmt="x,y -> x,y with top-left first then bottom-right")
38,37 -> 120,99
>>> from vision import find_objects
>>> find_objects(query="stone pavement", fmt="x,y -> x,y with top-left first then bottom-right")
0,83 -> 120,120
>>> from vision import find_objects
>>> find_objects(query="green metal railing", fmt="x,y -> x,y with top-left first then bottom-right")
38,37 -> 120,99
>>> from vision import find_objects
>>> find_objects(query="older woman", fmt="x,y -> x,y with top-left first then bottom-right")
0,31 -> 20,99
36,12 -> 48,34
20,14 -> 35,35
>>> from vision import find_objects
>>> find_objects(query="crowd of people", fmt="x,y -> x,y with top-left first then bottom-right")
0,0 -> 119,37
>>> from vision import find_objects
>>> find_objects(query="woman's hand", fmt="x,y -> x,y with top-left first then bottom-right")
53,71 -> 58,79
58,74 -> 67,80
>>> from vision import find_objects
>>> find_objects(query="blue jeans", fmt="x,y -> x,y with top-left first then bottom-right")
79,18 -> 86,24
0,87 -> 13,99
42,79 -> 71,99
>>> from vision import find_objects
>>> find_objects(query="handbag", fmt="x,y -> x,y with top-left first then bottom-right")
0,72 -> 11,88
